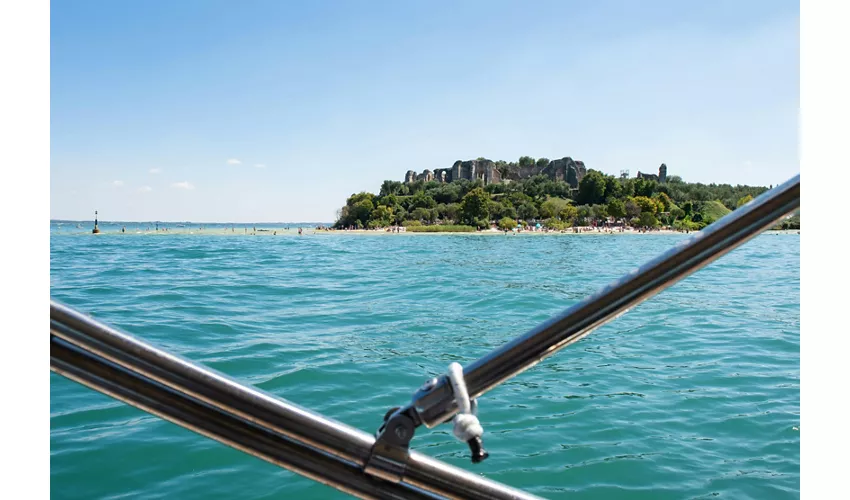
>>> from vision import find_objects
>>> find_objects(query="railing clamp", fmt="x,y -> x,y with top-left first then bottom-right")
364,366 -> 491,483
363,405 -> 418,483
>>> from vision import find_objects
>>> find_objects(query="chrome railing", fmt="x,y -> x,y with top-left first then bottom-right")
50,174 -> 799,499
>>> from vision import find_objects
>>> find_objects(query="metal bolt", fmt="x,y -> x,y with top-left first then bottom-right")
419,377 -> 438,392
394,425 -> 408,440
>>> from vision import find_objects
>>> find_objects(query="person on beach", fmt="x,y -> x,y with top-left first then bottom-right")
298,227 -> 303,235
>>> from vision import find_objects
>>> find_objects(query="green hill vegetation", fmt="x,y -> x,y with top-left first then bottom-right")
334,158 -> 783,232
697,200 -> 733,224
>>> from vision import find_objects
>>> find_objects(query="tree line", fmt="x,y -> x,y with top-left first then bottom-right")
334,164 -> 790,231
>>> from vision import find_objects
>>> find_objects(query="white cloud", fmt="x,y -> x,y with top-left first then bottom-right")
171,181 -> 195,190
742,160 -> 753,168
254,163 -> 266,168
149,168 -> 162,174
113,180 -> 124,187
138,186 -> 153,193
227,158 -> 241,165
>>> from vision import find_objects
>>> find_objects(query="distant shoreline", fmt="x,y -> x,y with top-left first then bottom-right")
50,227 -> 800,237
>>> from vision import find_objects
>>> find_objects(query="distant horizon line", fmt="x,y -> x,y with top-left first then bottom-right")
50,219 -> 334,225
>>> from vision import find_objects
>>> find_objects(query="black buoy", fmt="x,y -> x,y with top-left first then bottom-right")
92,210 -> 100,234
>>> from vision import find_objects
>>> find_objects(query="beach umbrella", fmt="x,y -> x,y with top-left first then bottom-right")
535,223 -> 541,228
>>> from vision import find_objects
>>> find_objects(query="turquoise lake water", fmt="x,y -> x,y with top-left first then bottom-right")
50,225 -> 800,499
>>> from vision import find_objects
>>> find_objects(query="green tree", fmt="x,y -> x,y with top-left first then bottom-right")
575,205 -> 592,226
670,206 -> 685,221
518,156 -> 536,168
633,196 -> 659,215
441,203 -> 461,223
559,205 -> 579,223
652,192 -> 672,213
406,180 -> 424,195
638,212 -> 660,227
370,205 -> 394,226
619,178 -> 636,198
536,157 -> 550,169
523,175 -> 551,200
380,180 -> 406,197
490,201 -> 516,220
517,202 -> 539,221
606,199 -> 626,220
576,170 -> 607,205
460,187 -> 490,224
347,192 -> 375,205
604,176 -> 625,200
736,194 -> 754,208
539,197 -> 571,219
498,217 -> 517,231
394,208 -> 408,225
411,207 -> 432,222
633,178 -> 656,197
545,218 -> 568,231
625,197 -> 641,219
473,219 -> 490,229
410,191 -> 437,210
508,191 -> 533,207
379,194 -> 400,210
431,183 -> 462,204
351,199 -> 374,227
590,204 -> 608,223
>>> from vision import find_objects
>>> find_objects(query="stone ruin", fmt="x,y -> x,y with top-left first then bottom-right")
636,163 -> 668,183
404,157 -> 588,188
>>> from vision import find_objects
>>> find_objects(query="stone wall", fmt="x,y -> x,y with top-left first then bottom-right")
637,163 -> 668,183
406,157 -> 583,187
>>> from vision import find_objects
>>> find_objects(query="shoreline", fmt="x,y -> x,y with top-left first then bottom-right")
50,227 -> 801,237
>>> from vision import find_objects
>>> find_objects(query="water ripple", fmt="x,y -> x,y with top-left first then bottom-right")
50,232 -> 799,499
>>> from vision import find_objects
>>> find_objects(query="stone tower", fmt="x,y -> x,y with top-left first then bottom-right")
659,163 -> 667,183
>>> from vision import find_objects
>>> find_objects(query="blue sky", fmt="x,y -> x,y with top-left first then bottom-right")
50,0 -> 799,222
